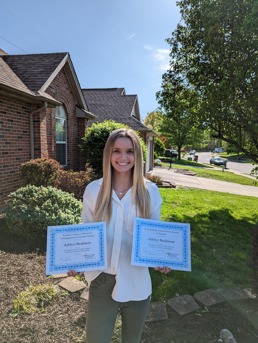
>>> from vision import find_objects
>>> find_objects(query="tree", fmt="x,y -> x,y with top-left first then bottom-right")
143,111 -> 163,133
158,0 -> 258,162
157,69 -> 202,159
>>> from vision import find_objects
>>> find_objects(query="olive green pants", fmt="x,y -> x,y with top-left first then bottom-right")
86,273 -> 151,343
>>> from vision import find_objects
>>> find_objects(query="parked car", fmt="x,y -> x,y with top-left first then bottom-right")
214,147 -> 224,153
165,149 -> 178,158
189,150 -> 196,155
210,157 -> 227,167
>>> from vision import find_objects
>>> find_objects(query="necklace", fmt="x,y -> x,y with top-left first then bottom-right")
115,189 -> 124,195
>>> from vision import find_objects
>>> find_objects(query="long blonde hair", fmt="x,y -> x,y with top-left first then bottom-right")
94,128 -> 151,222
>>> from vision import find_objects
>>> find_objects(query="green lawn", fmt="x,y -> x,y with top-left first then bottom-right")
160,158 -> 258,187
150,188 -> 258,301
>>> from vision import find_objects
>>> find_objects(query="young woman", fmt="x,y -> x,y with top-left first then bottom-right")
74,128 -> 170,343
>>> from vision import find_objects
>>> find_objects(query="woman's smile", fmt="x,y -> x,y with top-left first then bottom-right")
111,137 -> 135,173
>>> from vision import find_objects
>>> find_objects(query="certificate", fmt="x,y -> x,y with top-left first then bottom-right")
131,218 -> 191,271
46,223 -> 107,275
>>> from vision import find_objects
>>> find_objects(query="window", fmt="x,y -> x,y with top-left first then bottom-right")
56,106 -> 67,166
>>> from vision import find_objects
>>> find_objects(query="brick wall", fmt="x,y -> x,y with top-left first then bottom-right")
0,67 -> 87,214
46,69 -> 86,170
0,96 -> 31,212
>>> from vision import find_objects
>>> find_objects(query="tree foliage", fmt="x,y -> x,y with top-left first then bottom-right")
157,74 -> 202,157
154,137 -> 166,159
157,0 -> 258,162
143,111 -> 163,133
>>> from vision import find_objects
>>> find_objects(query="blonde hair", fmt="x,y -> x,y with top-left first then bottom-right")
94,128 -> 151,222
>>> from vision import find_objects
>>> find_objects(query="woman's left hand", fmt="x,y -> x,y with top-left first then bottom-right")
155,266 -> 171,274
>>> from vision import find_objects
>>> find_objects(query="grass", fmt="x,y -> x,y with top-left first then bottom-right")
150,187 -> 258,301
160,158 -> 258,187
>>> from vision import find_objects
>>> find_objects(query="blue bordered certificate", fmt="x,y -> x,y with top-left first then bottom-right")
46,223 -> 107,275
131,218 -> 191,271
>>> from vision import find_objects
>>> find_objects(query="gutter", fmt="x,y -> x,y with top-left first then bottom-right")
30,101 -> 48,159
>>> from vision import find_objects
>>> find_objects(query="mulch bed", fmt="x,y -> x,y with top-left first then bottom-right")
1,224 -> 258,343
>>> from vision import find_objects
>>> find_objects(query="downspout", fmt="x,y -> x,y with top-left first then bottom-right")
30,101 -> 48,159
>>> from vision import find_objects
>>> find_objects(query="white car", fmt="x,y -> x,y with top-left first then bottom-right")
189,150 -> 196,155
214,147 -> 224,153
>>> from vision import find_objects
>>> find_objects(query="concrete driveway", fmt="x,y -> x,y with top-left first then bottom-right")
151,167 -> 258,198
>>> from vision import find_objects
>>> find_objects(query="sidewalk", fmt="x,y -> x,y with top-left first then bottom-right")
151,167 -> 258,198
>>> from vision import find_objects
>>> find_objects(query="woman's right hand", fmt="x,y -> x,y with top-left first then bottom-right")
67,269 -> 78,277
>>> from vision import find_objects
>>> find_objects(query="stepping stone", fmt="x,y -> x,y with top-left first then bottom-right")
193,289 -> 225,306
217,288 -> 251,300
59,276 -> 87,293
146,302 -> 168,322
220,329 -> 237,343
80,287 -> 89,301
51,273 -> 68,279
167,295 -> 200,315
244,288 -> 257,299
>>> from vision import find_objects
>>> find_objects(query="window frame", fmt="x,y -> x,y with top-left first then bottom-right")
55,105 -> 67,166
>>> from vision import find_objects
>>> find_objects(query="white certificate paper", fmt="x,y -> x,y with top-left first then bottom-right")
131,218 -> 191,271
46,223 -> 107,275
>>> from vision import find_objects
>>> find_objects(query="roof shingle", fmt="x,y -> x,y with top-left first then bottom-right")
3,52 -> 67,92
82,88 -> 151,132
0,57 -> 34,95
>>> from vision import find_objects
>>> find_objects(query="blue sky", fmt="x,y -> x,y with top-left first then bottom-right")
0,0 -> 181,119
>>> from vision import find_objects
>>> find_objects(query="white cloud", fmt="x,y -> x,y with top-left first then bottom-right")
144,45 -> 170,71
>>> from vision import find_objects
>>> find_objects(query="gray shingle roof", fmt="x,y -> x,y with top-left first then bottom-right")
0,57 -> 34,95
2,52 -> 67,92
82,88 -> 151,132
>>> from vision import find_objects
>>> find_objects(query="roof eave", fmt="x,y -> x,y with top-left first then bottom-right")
76,106 -> 96,120
0,84 -> 59,106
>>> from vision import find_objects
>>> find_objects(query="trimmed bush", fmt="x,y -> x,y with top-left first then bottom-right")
20,158 -> 61,187
5,185 -> 82,240
81,120 -> 147,178
57,170 -> 91,200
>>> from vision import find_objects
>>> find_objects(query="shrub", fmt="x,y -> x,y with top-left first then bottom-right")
5,185 -> 82,240
20,158 -> 61,187
251,166 -> 258,179
57,170 -> 91,200
145,173 -> 163,185
13,284 -> 59,315
154,137 -> 166,159
81,120 -> 147,178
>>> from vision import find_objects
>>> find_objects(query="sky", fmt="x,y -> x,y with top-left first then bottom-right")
0,0 -> 181,119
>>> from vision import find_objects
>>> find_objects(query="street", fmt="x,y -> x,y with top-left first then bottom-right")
152,166 -> 258,198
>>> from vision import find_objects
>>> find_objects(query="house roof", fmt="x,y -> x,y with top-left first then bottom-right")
82,88 -> 153,133
0,51 -> 94,117
2,52 -> 67,92
0,57 -> 34,96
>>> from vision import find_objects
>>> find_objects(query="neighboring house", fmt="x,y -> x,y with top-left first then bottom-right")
0,49 -> 95,214
82,88 -> 157,173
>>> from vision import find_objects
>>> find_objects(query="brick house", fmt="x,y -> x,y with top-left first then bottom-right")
82,88 -> 157,173
0,50 -> 156,214
0,49 -> 95,213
